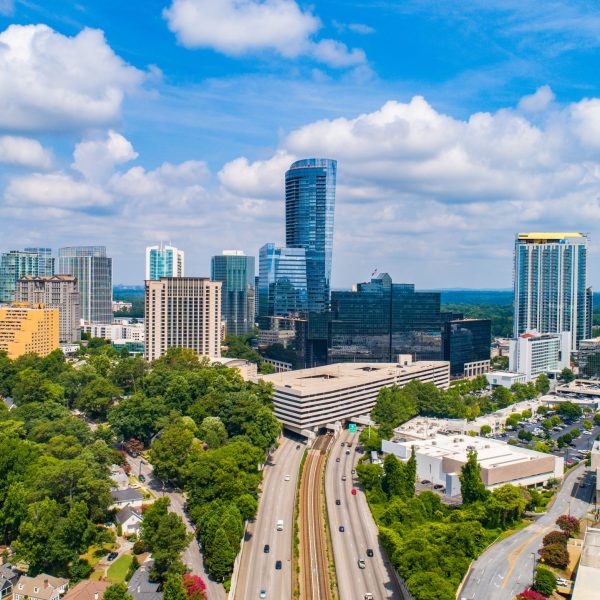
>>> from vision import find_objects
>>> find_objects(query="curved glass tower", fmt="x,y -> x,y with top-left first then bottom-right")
285,158 -> 336,313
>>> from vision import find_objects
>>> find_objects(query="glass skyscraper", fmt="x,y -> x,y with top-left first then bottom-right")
513,232 -> 592,351
145,243 -> 184,280
58,246 -> 112,323
211,250 -> 255,336
285,158 -> 336,313
0,249 -> 55,303
258,243 -> 308,325
442,318 -> 491,376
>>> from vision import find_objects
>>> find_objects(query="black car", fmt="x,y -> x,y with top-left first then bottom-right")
335,499 -> 341,505
345,450 -> 350,455
366,548 -> 374,557
336,457 -> 340,462
107,551 -> 118,561
275,560 -> 282,570
264,544 -> 270,553
339,526 -> 345,532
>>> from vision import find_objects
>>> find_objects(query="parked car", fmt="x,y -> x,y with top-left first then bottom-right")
139,474 -> 146,482
107,551 -> 118,561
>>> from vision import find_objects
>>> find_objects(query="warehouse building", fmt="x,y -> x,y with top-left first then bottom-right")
261,356 -> 450,435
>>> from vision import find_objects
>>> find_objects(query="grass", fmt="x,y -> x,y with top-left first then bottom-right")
495,519 -> 533,543
106,554 -> 133,583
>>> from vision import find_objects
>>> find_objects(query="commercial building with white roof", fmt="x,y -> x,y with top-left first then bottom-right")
572,526 -> 600,600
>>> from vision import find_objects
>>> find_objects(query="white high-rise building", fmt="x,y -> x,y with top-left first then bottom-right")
145,243 -> 184,281
144,277 -> 221,362
509,330 -> 571,382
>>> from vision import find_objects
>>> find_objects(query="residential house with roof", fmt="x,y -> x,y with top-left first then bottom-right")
116,506 -> 143,535
0,563 -> 20,599
62,580 -> 110,600
128,560 -> 162,600
12,574 -> 68,600
110,487 -> 143,510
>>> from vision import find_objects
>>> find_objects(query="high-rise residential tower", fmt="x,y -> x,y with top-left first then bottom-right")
58,246 -> 112,324
285,158 -> 336,313
17,275 -> 82,343
145,243 -> 184,280
0,249 -> 55,303
211,251 -> 255,337
144,277 -> 222,362
258,243 -> 308,325
0,303 -> 59,359
513,232 -> 592,351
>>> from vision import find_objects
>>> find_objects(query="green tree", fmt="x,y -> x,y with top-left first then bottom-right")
480,425 -> 492,436
459,450 -> 488,504
104,583 -> 133,600
484,484 -> 527,528
108,393 -> 168,444
560,368 -> 575,383
571,428 -> 581,438
150,423 -> 195,485
491,386 -> 513,408
595,412 -> 600,426
534,566 -> 556,596
557,402 -> 582,420
534,442 -> 550,453
203,526 -> 237,581
403,446 -> 417,499
163,575 -> 187,600
542,418 -> 553,430
537,405 -> 548,415
535,374 -> 550,395
75,377 -> 121,419
518,429 -> 533,441
382,454 -> 404,498
12,369 -> 64,405
583,419 -> 593,430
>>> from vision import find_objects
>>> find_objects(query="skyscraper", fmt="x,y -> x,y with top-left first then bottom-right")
442,318 -> 491,376
0,249 -> 55,303
285,158 -> 336,312
258,243 -> 308,325
211,251 -> 255,337
145,243 -> 185,280
144,277 -> 222,362
513,232 -> 592,351
0,303 -> 59,359
58,246 -> 112,324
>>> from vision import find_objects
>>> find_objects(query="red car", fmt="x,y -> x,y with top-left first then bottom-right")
351,489 -> 357,495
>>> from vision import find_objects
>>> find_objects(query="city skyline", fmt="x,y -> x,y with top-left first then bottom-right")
2,3 -> 600,288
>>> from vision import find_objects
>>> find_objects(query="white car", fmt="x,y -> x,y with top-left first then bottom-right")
284,474 -> 291,481
358,558 -> 366,569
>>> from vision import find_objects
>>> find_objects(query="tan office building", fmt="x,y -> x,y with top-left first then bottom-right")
17,275 -> 81,342
144,277 -> 222,362
0,303 -> 59,359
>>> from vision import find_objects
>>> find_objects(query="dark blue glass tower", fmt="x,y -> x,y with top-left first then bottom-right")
285,158 -> 336,313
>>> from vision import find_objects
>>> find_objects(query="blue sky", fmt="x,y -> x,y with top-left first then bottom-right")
1,0 -> 600,288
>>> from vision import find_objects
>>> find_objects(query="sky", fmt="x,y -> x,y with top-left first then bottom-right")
1,1 -> 600,288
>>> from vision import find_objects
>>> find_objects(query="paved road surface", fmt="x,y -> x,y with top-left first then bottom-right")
461,463 -> 594,600
235,435 -> 304,600
125,455 -> 226,600
325,430 -> 401,600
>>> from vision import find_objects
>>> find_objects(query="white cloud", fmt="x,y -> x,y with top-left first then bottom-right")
163,0 -> 366,67
518,85 -> 555,112
0,136 -> 52,169
0,24 -> 144,132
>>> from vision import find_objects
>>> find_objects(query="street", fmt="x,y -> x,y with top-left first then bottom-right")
460,462 -> 595,600
325,430 -> 401,600
234,435 -> 304,600
125,455 -> 226,600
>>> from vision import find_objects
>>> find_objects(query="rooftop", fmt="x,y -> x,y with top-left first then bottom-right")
63,580 -> 111,600
110,488 -> 143,502
517,232 -> 585,240
572,527 -> 600,600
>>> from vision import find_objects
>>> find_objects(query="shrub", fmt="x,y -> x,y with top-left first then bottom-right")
516,590 -> 547,600
539,543 -> 569,569
556,514 -> 580,537
133,540 -> 146,554
534,566 -> 556,596
542,531 -> 567,546
183,574 -> 207,600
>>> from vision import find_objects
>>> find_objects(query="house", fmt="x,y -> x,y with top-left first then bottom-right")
12,574 -> 68,600
127,560 -> 162,600
0,563 -> 21,599
109,465 -> 129,491
62,580 -> 110,600
110,487 -> 143,509
116,506 -> 143,535
1,397 -> 15,411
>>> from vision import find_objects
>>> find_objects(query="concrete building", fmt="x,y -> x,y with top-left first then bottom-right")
571,526 -> 600,600
0,303 -> 59,358
257,328 -> 296,348
144,277 -> 221,362
0,248 -> 54,303
261,357 -> 450,435
382,434 -> 564,496
592,441 -> 600,504
145,242 -> 184,280
509,330 -> 571,382
17,275 -> 81,342
556,379 -> 600,400
485,370 -> 527,389
206,356 -> 258,381
82,321 -> 145,343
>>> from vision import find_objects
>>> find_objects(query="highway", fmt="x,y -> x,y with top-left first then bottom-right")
235,435 -> 304,600
325,430 -> 401,600
460,462 -> 595,600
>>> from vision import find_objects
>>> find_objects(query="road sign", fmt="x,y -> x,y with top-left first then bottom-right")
349,423 -> 357,433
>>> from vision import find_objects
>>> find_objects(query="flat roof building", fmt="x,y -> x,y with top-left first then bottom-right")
485,370 -> 527,389
260,356 -> 449,435
0,303 -> 59,359
571,526 -> 600,600
509,329 -> 570,382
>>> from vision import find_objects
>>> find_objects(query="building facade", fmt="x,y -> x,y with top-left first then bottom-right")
285,158 -> 336,313
58,247 -> 112,323
509,330 -> 571,381
513,232 -> 592,351
17,275 -> 81,343
442,318 -> 491,376
575,337 -> 600,378
145,243 -> 184,280
258,243 -> 308,323
144,277 -> 221,362
0,249 -> 55,304
0,303 -> 59,359
211,250 -> 255,336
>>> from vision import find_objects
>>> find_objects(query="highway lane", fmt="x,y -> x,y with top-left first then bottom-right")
236,435 -> 304,600
325,430 -> 401,600
461,462 -> 594,600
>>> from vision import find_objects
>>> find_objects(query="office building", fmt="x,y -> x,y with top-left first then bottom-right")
258,243 -> 308,323
329,272 -> 442,362
570,525 -> 600,600
513,232 -> 592,351
509,330 -> 570,381
0,249 -> 54,304
211,250 -> 255,336
575,337 -> 600,378
442,318 -> 491,376
0,303 -> 59,359
145,243 -> 184,280
16,275 -> 81,343
261,357 -> 449,435
485,371 -> 527,389
382,434 -> 564,496
285,158 -> 336,312
58,246 -> 112,323
144,277 -> 221,362
82,321 -> 144,343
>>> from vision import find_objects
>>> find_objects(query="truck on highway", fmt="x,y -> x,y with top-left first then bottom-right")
276,519 -> 284,531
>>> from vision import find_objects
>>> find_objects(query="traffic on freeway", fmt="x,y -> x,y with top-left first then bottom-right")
325,429 -> 401,600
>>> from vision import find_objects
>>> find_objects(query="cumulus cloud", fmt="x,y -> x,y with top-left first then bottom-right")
0,136 -> 52,169
163,0 -> 366,67
73,131 -> 138,182
518,85 -> 555,112
0,24 -> 143,132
